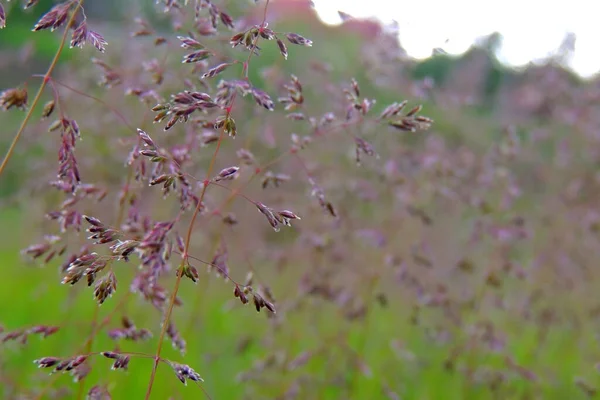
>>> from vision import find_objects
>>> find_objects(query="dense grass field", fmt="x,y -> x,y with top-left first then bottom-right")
2,184 -> 600,400
2,1 -> 600,399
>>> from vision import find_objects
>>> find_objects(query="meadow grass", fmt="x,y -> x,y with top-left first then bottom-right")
1,202 -> 598,400
2,1 -> 600,399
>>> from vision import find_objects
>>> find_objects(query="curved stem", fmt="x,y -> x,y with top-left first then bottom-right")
144,2 -> 271,398
208,181 -> 255,204
0,0 -> 84,178
144,124 -> 225,400
35,76 -> 134,130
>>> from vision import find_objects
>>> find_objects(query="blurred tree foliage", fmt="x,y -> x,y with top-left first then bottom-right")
479,33 -> 504,106
411,32 -> 509,112
411,52 -> 455,87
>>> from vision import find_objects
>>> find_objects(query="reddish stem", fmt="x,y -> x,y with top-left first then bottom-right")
144,3 -> 272,398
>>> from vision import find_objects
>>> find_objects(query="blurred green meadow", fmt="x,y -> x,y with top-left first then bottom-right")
2,190 -> 600,400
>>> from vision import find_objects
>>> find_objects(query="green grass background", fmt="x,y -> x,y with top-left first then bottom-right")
2,3 -> 600,400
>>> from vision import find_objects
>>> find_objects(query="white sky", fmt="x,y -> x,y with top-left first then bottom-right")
312,0 -> 600,78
